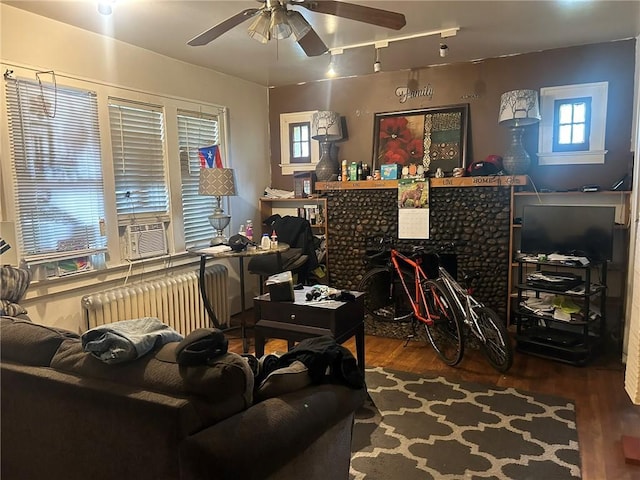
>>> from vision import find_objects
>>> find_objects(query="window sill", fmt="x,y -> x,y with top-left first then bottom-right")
280,163 -> 317,175
537,150 -> 607,165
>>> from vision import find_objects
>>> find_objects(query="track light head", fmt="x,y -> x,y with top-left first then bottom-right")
373,47 -> 382,73
439,43 -> 449,58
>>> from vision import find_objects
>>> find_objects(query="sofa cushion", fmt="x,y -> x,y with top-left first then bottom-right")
0,316 -> 79,366
51,339 -> 254,424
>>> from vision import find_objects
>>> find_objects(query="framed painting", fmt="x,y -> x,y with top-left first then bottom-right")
372,104 -> 469,175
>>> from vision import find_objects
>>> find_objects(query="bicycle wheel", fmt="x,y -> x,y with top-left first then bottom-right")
358,267 -> 413,322
475,306 -> 514,373
421,279 -> 464,366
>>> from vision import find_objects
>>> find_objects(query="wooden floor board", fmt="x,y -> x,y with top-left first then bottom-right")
227,312 -> 640,480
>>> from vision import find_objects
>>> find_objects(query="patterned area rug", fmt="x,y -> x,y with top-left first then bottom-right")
350,367 -> 581,480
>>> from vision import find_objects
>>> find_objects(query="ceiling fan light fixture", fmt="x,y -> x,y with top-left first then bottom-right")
270,5 -> 292,40
247,11 -> 271,44
287,11 -> 312,41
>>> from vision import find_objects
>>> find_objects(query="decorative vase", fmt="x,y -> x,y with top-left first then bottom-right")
315,140 -> 339,182
502,127 -> 530,175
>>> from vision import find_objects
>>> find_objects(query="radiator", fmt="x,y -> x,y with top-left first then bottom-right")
81,265 -> 229,334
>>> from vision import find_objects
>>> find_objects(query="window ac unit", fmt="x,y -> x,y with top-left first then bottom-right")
125,223 -> 167,260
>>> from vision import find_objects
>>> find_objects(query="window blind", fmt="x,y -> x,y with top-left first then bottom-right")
177,110 -> 219,247
5,77 -> 106,261
108,99 -> 168,220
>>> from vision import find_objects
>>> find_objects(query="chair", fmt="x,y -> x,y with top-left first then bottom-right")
248,215 -> 319,292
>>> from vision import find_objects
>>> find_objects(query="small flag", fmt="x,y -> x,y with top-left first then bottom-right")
198,145 -> 223,168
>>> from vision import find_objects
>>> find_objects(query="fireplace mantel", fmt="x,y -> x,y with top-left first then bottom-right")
316,175 -> 527,191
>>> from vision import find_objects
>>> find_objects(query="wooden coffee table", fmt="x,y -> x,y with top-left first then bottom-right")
253,287 -> 365,374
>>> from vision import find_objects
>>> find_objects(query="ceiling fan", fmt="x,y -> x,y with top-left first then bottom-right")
187,0 -> 407,57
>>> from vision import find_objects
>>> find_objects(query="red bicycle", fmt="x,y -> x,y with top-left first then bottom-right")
358,237 -> 513,372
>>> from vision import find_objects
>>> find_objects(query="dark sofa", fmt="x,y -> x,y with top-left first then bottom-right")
0,316 -> 366,480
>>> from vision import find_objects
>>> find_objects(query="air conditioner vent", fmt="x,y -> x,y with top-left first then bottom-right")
125,223 -> 167,260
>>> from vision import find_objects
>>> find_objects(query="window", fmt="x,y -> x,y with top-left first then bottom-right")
5,77 -> 106,264
553,97 -> 591,152
538,82 -> 608,165
279,111 -> 319,175
289,122 -> 311,163
108,99 -> 168,221
177,109 -> 221,248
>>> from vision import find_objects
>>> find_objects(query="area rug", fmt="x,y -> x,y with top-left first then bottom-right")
350,367 -> 581,480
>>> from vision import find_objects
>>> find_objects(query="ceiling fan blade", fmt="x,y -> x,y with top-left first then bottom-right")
297,28 -> 329,56
295,0 -> 406,30
188,8 -> 261,46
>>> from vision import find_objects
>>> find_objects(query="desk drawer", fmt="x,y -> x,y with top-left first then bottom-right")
257,301 -> 336,329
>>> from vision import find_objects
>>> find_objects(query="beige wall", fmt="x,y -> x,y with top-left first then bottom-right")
0,4 -> 269,332
268,40 -> 636,192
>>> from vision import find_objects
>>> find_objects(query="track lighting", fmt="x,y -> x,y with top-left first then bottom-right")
373,48 -> 382,73
327,54 -> 337,77
439,43 -> 449,58
326,48 -> 342,77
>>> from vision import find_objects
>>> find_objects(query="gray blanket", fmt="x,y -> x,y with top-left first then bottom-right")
82,317 -> 183,364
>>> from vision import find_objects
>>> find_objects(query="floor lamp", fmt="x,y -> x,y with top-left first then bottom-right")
199,168 -> 237,246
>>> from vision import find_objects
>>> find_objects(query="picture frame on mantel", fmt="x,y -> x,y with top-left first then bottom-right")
372,104 -> 470,175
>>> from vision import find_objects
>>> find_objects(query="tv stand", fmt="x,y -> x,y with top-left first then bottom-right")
513,258 -> 607,365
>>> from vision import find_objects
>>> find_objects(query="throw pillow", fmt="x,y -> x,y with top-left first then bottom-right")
256,360 -> 311,401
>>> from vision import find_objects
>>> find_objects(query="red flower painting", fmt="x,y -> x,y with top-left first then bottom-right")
373,106 -> 469,174
377,115 -> 424,166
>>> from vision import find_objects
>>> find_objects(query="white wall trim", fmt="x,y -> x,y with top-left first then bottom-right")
538,82 -> 608,165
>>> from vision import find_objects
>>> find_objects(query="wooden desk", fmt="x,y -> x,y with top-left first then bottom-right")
253,287 -> 365,373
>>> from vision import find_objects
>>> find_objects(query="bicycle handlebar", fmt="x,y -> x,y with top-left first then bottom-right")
363,236 -> 458,261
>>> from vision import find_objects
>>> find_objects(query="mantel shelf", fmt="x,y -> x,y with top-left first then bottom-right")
316,175 -> 528,191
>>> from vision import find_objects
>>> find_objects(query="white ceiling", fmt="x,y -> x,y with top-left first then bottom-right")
5,0 -> 640,88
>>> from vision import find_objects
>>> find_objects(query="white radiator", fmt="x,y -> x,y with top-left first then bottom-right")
81,265 -> 230,334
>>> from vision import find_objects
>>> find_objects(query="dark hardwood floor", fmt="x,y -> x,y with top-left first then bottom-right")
227,311 -> 640,480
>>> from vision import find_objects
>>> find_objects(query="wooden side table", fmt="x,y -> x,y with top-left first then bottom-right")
253,287 -> 365,374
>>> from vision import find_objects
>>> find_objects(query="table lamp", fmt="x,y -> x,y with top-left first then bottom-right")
199,168 -> 236,245
498,89 -> 541,175
312,110 -> 343,182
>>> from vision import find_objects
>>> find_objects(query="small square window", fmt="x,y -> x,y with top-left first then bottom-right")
289,122 -> 311,163
538,82 -> 607,165
553,97 -> 591,152
279,111 -> 320,175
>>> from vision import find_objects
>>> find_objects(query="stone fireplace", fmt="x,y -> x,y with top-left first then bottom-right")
318,177 -> 521,338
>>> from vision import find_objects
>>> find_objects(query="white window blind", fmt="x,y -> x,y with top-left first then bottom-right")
177,109 -> 220,247
5,77 -> 106,261
108,99 -> 168,220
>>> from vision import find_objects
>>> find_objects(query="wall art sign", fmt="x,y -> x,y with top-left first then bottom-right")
372,104 -> 470,175
395,84 -> 434,104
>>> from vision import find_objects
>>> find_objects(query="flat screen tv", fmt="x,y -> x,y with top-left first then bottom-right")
520,205 -> 615,261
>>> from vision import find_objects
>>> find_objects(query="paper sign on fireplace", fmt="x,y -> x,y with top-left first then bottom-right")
398,178 -> 429,239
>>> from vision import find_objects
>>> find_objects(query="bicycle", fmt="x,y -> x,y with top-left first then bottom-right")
357,236 -> 514,373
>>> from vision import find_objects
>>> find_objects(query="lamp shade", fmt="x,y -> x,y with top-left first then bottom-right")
498,89 -> 541,127
199,168 -> 236,196
311,111 -> 343,141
